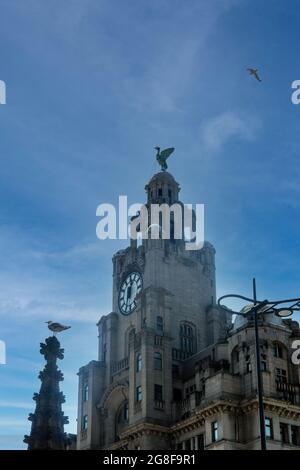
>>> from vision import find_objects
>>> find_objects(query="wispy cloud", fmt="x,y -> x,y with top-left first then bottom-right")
0,401 -> 32,410
0,435 -> 26,450
200,111 -> 260,153
0,418 -> 29,429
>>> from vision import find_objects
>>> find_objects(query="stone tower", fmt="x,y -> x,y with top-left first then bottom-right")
24,336 -> 69,450
77,169 -> 230,450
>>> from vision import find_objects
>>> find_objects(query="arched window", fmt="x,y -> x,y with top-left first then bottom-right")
136,353 -> 142,372
180,322 -> 196,355
154,351 -> 162,370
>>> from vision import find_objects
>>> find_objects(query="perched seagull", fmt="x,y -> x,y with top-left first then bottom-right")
46,321 -> 71,335
247,68 -> 262,82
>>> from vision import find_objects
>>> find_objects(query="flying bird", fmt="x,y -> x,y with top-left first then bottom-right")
155,146 -> 175,171
247,68 -> 261,82
46,321 -> 71,335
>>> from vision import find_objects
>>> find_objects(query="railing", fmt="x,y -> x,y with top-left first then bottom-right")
276,382 -> 300,394
112,357 -> 129,374
276,381 -> 300,405
172,348 -> 193,361
154,400 -> 165,410
180,397 -> 190,409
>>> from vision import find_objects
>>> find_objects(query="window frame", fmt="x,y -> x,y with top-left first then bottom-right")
180,322 -> 196,355
274,343 -> 283,359
136,353 -> 142,372
154,351 -> 162,370
275,368 -> 287,384
123,401 -> 129,421
82,414 -> 88,431
83,383 -> 89,402
136,385 -> 142,402
211,421 -> 219,443
156,315 -> 164,333
265,417 -> 273,439
280,422 -> 289,444
154,383 -> 163,402
291,425 -> 300,446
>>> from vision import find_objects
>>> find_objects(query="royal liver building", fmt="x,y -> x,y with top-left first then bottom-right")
77,168 -> 300,450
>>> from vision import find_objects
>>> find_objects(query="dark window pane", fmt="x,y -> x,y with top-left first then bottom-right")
154,384 -> 163,401
212,421 -> 218,442
154,351 -> 162,370
265,417 -> 273,439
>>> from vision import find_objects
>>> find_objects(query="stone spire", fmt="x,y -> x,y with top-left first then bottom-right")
24,336 -> 69,450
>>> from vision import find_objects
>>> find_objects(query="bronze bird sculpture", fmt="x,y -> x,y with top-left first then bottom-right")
154,146 -> 175,171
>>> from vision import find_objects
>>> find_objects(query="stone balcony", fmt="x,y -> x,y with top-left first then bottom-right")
112,357 -> 129,375
275,381 -> 300,406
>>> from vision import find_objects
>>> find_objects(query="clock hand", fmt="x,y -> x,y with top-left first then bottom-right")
126,283 -> 133,303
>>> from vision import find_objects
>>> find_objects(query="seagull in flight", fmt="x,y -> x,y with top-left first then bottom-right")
46,321 -> 71,335
247,68 -> 261,82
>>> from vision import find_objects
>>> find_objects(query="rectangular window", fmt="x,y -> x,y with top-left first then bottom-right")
136,385 -> 142,402
156,316 -> 163,333
280,423 -> 289,444
261,360 -> 267,372
123,402 -> 129,421
83,384 -> 88,402
136,353 -> 142,372
246,362 -> 252,373
211,421 -> 219,442
154,352 -> 162,370
265,417 -> 273,439
185,439 -> 191,450
276,368 -> 287,384
82,415 -> 88,431
154,384 -> 163,402
158,188 -> 162,196
197,434 -> 204,450
291,426 -> 300,446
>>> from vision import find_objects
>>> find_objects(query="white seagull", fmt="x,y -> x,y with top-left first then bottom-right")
46,321 -> 71,335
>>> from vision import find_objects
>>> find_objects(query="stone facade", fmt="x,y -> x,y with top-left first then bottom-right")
77,171 -> 300,450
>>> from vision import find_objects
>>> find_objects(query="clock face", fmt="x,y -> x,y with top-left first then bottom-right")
118,272 -> 143,315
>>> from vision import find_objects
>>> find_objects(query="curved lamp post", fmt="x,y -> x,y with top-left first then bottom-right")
218,278 -> 300,451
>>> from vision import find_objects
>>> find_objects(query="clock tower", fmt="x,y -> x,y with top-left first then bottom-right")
77,169 -> 230,450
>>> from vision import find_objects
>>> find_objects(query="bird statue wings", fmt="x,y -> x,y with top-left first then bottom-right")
46,321 -> 71,335
155,146 -> 175,171
247,68 -> 261,82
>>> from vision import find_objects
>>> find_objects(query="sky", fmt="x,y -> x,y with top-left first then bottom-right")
0,0 -> 300,450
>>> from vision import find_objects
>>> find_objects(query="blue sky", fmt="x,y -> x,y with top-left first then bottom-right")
0,0 -> 300,449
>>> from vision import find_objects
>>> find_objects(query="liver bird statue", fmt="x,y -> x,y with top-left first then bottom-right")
155,146 -> 175,171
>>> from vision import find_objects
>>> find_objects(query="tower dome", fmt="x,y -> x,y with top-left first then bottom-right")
145,171 -> 180,205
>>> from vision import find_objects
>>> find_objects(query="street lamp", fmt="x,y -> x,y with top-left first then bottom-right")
218,278 -> 300,451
